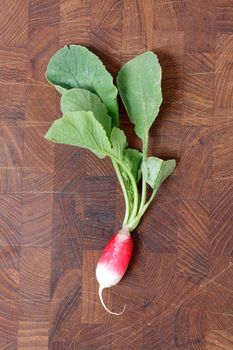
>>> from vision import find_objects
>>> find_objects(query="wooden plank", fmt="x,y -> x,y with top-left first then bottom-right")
0,0 -> 232,349
22,170 -> 54,193
144,198 -> 179,254
18,322 -> 49,350
0,268 -> 19,301
0,84 -> 25,121
23,126 -> 54,174
90,29 -> 122,76
51,193 -> 83,294
0,300 -> 20,350
60,0 -> 91,46
207,256 -> 233,326
206,330 -> 233,350
209,180 -> 233,256
179,127 -> 212,200
49,269 -> 82,342
18,247 -> 51,349
0,126 -> 24,167
143,252 -> 207,349
0,245 -> 20,270
213,110 -> 233,179
177,200 -> 209,281
216,0 -> 233,32
0,47 -> 27,83
19,247 -> 51,302
0,169 -> 22,193
183,73 -> 214,125
0,0 -> 28,47
154,0 -> 184,31
82,189 -> 116,249
91,0 -> 122,30
54,146 -> 85,194
122,0 -> 154,54
0,194 -> 22,245
184,0 -> 216,52
21,193 -> 53,246
215,33 -> 233,107
25,85 -> 58,122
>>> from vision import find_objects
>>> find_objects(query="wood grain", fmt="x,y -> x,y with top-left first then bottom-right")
0,126 -> 24,167
0,0 -> 233,349
0,47 -> 27,83
0,84 -> 25,121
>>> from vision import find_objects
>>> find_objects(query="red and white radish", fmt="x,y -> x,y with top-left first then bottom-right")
45,47 -> 176,316
96,227 -> 133,315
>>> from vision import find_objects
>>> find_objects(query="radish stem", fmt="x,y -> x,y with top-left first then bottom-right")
118,161 -> 138,222
98,286 -> 126,316
127,187 -> 157,231
138,133 -> 149,214
112,160 -> 130,225
109,154 -> 139,224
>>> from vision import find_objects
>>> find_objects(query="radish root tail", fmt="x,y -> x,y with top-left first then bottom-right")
98,286 -> 126,316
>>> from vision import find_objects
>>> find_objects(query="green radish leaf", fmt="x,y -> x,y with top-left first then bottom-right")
142,157 -> 176,189
123,148 -> 142,183
61,88 -> 111,137
117,51 -> 162,140
110,127 -> 127,159
46,45 -> 119,125
45,111 -> 112,159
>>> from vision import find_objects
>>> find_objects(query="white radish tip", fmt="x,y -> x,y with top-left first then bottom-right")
98,286 -> 126,316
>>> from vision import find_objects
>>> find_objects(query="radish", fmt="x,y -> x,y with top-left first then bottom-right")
96,227 -> 133,315
45,46 -> 176,315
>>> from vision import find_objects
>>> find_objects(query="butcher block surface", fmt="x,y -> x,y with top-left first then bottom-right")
0,1 -> 233,349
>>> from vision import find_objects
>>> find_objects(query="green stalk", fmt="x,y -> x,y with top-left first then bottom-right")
112,160 -> 130,225
108,153 -> 139,228
127,187 -> 157,231
116,160 -> 139,224
138,133 -> 149,214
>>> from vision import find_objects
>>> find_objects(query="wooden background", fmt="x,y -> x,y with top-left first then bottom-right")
0,0 -> 233,349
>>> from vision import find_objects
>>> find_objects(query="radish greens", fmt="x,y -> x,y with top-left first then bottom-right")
46,45 -> 119,125
45,45 -> 176,232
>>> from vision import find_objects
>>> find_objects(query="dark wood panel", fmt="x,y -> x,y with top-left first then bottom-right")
0,0 -> 233,349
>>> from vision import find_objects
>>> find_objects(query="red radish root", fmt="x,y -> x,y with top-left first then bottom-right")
96,227 -> 133,315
